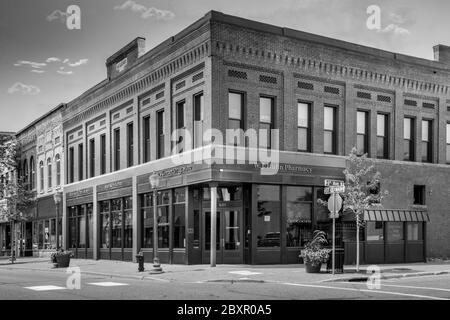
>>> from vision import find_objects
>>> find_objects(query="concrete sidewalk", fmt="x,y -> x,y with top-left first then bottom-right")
1,257 -> 450,284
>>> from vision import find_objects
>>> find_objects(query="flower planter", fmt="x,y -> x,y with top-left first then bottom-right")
305,262 -> 322,273
55,254 -> 71,268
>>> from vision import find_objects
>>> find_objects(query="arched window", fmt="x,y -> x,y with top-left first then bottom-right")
30,157 -> 35,190
47,158 -> 52,189
39,161 -> 44,191
23,159 -> 28,188
55,154 -> 61,186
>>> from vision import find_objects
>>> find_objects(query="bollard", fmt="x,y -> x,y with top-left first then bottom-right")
136,251 -> 145,272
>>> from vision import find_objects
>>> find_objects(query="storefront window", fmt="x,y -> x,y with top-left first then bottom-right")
173,188 -> 186,249
286,186 -> 313,247
158,205 -> 170,248
141,193 -> 153,248
256,185 -> 280,248
87,204 -> 93,248
366,221 -> 384,241
202,187 -> 242,201
100,201 -> 110,249
193,210 -> 200,248
78,206 -> 86,248
407,222 -> 423,241
124,197 -> 132,248
69,207 -> 77,248
386,222 -> 404,241
111,199 -> 122,248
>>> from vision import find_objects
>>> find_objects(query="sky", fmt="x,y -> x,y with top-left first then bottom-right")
1,0 -> 450,132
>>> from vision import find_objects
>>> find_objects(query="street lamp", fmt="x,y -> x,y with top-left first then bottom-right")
149,172 -> 163,274
53,191 -> 63,250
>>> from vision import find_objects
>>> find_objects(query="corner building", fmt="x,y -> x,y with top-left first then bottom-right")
61,11 -> 450,264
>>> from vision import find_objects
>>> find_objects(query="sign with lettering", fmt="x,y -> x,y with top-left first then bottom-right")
116,57 -> 128,73
66,187 -> 93,199
98,178 -> 133,193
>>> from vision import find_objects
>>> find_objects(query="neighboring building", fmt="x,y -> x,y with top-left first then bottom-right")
0,132 -> 14,255
4,11 -> 450,265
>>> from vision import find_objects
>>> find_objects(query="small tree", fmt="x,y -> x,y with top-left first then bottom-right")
0,138 -> 36,262
342,147 -> 387,271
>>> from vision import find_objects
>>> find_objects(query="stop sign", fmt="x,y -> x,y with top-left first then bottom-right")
327,193 -> 343,215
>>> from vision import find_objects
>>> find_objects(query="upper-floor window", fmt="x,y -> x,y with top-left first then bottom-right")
404,117 -> 415,161
447,123 -> 450,164
78,144 -> 83,180
324,106 -> 337,154
114,128 -> 120,171
259,96 -> 274,149
143,116 -> 150,163
157,110 -> 164,160
193,93 -> 204,149
55,154 -> 61,186
127,122 -> 134,167
100,134 -> 106,174
22,159 -> 28,189
68,147 -> 74,183
176,101 -> 185,153
297,102 -> 311,152
413,185 -> 425,205
47,158 -> 52,188
357,111 -> 369,156
376,113 -> 389,159
39,161 -> 44,191
30,156 -> 35,190
89,138 -> 95,178
228,92 -> 244,131
421,119 -> 432,163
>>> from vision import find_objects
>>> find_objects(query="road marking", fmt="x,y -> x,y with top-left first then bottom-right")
282,282 -> 449,300
25,285 -> 66,291
88,282 -> 129,287
229,270 -> 262,276
335,281 -> 450,293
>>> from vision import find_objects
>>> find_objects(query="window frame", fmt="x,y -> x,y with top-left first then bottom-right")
323,105 -> 337,155
297,101 -> 312,152
356,110 -> 369,156
376,113 -> 389,159
259,95 -> 275,149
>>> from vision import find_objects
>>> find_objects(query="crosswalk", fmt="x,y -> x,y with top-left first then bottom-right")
25,281 -> 129,291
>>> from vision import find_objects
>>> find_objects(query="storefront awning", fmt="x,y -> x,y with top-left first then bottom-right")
364,209 -> 429,222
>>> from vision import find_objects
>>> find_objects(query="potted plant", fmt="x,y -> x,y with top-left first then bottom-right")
50,249 -> 73,268
300,230 -> 331,273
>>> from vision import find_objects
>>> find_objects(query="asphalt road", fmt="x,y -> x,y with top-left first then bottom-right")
1,268 -> 450,300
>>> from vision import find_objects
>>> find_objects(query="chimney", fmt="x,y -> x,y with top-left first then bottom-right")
106,37 -> 146,80
433,44 -> 450,65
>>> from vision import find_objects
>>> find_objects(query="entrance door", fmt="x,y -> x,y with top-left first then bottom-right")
203,209 -> 242,264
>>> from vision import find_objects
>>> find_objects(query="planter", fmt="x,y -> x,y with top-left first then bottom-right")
305,262 -> 322,273
55,254 -> 71,268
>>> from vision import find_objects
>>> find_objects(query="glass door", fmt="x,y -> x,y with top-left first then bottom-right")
203,209 -> 242,264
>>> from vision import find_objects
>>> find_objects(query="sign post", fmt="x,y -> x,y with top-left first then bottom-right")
326,180 -> 344,275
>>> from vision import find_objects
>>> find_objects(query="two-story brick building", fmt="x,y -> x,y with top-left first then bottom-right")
5,11 -> 450,265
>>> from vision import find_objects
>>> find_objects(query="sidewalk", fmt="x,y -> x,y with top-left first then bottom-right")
1,257 -> 450,284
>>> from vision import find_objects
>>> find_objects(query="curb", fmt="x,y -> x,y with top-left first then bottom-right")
320,270 -> 450,282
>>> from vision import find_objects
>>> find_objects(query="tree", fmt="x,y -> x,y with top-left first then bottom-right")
0,138 -> 36,262
341,147 -> 388,272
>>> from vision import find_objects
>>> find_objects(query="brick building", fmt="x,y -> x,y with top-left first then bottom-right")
4,11 -> 450,264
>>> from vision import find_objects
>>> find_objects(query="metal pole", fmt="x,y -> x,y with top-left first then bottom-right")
210,186 -> 217,267
153,189 -> 159,264
55,204 -> 60,250
332,193 -> 336,276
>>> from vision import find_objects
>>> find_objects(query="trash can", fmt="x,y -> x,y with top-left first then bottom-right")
326,248 -> 344,274
136,251 -> 145,272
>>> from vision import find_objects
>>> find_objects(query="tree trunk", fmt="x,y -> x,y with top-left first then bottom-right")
356,221 -> 360,272
10,220 -> 14,264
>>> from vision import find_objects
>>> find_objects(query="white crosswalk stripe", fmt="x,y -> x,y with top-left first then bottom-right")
25,285 -> 66,291
229,270 -> 262,276
87,282 -> 129,287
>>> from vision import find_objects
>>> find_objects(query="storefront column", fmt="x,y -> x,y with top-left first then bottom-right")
62,193 -> 67,250
132,176 -> 139,262
92,185 -> 98,260
210,183 -> 218,267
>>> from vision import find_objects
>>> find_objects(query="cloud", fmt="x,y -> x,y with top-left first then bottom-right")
63,59 -> 69,63
46,57 -> 61,63
31,70 -> 46,74
378,24 -> 410,36
114,1 -> 175,20
46,9 -> 67,23
14,60 -> 47,69
57,70 -> 73,75
66,59 -> 88,67
7,83 -> 40,95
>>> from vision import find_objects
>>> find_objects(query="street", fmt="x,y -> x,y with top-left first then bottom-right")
1,267 -> 450,300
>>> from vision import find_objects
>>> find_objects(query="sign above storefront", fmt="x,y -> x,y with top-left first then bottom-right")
98,178 -> 133,193
66,187 -> 93,199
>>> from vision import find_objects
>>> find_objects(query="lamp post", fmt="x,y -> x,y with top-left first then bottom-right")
149,173 -> 163,273
53,191 -> 62,250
